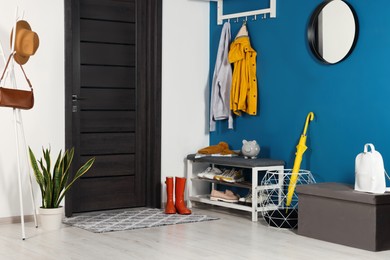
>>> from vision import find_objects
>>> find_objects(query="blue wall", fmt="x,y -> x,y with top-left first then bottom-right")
210,0 -> 390,183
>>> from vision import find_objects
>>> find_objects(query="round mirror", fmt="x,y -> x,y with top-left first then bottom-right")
308,0 -> 358,64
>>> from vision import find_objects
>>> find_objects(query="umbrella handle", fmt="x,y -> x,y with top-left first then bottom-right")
303,112 -> 315,136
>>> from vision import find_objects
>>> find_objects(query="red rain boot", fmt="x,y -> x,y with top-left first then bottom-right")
175,177 -> 192,215
165,177 -> 176,214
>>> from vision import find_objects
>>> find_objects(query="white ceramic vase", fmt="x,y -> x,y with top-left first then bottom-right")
38,207 -> 64,231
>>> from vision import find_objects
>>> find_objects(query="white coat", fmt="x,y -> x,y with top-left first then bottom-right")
210,22 -> 233,131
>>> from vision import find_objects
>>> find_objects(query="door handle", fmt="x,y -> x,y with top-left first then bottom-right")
72,94 -> 86,113
72,94 -> 86,102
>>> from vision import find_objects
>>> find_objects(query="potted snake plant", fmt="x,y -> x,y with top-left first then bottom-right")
28,146 -> 95,230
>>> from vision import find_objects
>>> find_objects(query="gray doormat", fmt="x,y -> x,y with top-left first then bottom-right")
63,208 -> 219,233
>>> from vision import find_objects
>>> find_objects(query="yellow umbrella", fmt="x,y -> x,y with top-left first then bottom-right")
286,112 -> 315,208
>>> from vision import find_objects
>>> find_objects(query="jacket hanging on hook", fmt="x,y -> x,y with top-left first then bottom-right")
210,22 -> 233,131
229,23 -> 257,116
235,21 -> 248,38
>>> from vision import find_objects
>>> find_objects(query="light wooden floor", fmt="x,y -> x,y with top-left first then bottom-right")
0,205 -> 389,260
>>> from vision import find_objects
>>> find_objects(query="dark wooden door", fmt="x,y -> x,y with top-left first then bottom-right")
65,0 -> 162,216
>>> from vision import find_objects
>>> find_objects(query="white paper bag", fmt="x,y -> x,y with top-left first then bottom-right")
355,143 -> 386,194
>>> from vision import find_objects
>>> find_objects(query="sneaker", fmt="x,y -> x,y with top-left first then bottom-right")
214,169 -> 231,181
197,167 -> 222,179
204,167 -> 222,179
238,190 -> 267,206
210,189 -> 239,203
221,169 -> 244,183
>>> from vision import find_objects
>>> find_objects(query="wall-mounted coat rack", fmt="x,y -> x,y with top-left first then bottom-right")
205,0 -> 277,25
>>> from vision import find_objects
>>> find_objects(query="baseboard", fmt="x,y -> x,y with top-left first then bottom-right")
0,215 -> 35,224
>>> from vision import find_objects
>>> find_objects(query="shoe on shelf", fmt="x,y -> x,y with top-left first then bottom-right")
197,167 -> 222,179
238,190 -> 267,206
214,169 -> 230,181
221,169 -> 244,183
210,189 -> 239,203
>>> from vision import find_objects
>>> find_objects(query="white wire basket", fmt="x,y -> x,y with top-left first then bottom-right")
260,169 -> 316,229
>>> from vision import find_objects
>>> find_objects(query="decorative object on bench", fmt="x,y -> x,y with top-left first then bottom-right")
28,147 -> 95,230
355,143 -> 387,194
261,169 -> 315,229
241,140 -> 260,159
286,112 -> 315,207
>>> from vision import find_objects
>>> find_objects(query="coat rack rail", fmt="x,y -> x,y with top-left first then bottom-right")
204,0 -> 277,25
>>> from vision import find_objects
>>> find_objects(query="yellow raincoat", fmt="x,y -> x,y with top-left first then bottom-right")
228,36 -> 257,116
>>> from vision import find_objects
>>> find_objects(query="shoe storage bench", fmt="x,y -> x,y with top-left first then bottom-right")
186,154 -> 285,221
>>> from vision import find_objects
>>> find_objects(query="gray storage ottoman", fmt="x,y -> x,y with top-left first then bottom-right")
296,182 -> 390,251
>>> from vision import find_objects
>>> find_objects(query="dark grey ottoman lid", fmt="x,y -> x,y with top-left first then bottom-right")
186,154 -> 285,168
296,182 -> 390,205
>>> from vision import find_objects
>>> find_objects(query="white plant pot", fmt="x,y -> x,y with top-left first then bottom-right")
38,207 -> 64,231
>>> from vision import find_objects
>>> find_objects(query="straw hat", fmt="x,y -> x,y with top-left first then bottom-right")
10,20 -> 39,65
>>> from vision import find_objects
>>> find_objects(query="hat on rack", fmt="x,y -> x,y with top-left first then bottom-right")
10,20 -> 39,65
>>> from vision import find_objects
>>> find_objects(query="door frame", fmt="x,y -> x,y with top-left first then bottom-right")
64,0 -> 162,217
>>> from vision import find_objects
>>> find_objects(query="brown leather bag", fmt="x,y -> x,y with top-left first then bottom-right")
0,54 -> 34,110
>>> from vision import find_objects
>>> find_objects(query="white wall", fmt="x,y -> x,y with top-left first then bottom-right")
161,0 -> 210,202
0,0 -> 64,218
0,0 -> 210,218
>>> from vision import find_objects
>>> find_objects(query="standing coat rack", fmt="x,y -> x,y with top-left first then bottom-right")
0,8 -> 38,240
203,0 -> 277,25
